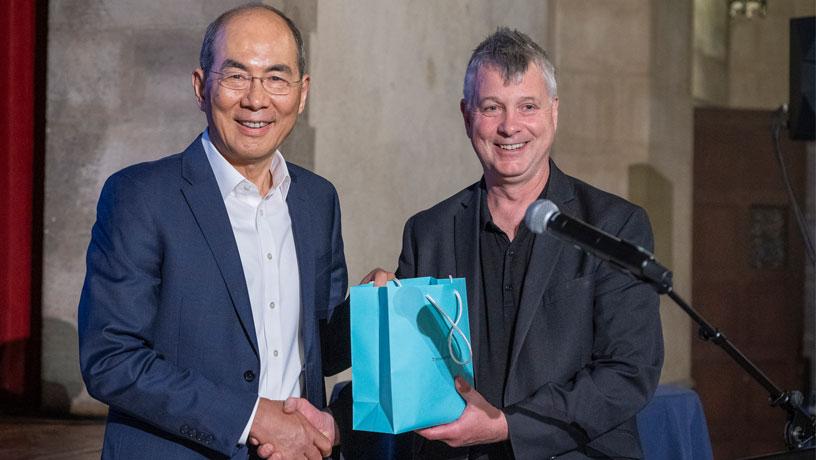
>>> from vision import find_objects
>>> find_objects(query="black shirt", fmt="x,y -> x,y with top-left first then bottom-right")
470,182 -> 547,460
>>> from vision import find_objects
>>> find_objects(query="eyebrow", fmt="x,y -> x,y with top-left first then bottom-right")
478,95 -> 540,104
477,96 -> 502,104
219,59 -> 293,75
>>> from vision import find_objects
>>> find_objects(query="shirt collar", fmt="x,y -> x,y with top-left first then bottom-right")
201,129 -> 291,200
478,177 -> 550,231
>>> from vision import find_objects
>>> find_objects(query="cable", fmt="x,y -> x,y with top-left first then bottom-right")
771,104 -> 816,265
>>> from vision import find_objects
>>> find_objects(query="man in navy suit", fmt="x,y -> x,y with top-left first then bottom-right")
362,29 -> 664,459
79,4 -> 349,459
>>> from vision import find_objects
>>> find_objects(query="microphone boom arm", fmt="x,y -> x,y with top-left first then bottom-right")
558,221 -> 815,450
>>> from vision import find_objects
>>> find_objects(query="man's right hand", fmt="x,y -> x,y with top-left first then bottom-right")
255,397 -> 340,459
248,398 -> 332,459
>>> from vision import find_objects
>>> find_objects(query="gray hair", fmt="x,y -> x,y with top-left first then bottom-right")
463,28 -> 557,108
199,2 -> 306,77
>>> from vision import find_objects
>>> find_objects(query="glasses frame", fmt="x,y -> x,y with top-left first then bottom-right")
208,70 -> 303,96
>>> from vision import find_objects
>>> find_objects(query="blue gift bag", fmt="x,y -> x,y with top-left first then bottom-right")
350,276 -> 474,434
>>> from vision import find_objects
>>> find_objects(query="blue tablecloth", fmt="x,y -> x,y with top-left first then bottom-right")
335,383 -> 713,458
636,385 -> 714,460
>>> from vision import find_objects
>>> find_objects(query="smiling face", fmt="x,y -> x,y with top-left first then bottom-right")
462,62 -> 558,187
192,9 -> 309,169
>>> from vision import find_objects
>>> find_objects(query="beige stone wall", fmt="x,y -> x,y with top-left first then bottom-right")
693,0 -> 729,105
548,0 -> 693,385
729,0 -> 816,109
311,1 -> 549,284
549,0 -> 652,196
310,0 -> 551,393
647,1 -> 694,385
47,0 -> 698,415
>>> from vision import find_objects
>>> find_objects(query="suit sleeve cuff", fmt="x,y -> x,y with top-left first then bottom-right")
239,397 -> 261,446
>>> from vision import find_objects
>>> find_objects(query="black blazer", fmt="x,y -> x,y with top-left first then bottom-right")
396,161 -> 664,459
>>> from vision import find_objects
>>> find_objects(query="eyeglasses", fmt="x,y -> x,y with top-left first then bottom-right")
209,71 -> 302,95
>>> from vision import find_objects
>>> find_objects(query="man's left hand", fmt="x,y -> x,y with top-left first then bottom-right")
359,267 -> 395,286
415,376 -> 509,448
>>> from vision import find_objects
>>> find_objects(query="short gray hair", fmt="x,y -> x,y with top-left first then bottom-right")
463,28 -> 557,108
199,3 -> 306,77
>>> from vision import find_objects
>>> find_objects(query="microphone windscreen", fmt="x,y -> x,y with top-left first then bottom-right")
524,199 -> 559,234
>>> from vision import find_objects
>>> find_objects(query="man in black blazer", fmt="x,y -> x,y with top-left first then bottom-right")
390,28 -> 664,459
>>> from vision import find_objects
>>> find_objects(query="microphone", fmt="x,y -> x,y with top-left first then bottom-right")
524,199 -> 672,291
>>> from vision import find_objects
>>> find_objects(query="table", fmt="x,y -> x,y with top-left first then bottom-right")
334,383 -> 714,458
636,384 -> 714,460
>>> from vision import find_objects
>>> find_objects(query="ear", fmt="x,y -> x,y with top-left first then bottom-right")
192,68 -> 207,111
550,97 -> 559,131
460,99 -> 473,139
297,73 -> 311,114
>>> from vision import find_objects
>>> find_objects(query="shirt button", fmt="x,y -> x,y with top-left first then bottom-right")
259,209 -> 264,216
269,301 -> 275,310
266,253 -> 273,260
273,350 -> 279,357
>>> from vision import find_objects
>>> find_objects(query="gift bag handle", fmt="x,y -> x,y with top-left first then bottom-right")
392,277 -> 473,366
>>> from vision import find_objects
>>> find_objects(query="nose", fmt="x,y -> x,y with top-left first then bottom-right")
241,77 -> 270,111
497,109 -> 521,137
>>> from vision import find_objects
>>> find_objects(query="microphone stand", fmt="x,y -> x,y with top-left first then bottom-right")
637,265 -> 815,452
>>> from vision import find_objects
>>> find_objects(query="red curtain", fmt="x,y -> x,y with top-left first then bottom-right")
0,0 -> 36,395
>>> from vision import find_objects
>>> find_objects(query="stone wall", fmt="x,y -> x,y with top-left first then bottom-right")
44,0 -> 696,414
729,0 -> 816,109
548,0 -> 693,384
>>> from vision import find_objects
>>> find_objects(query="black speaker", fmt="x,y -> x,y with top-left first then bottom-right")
789,16 -> 815,141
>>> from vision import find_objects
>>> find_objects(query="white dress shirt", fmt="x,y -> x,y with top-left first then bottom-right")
202,130 -> 304,444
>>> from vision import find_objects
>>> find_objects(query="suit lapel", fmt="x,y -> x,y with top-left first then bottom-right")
179,138 -> 259,357
454,185 -> 483,374
285,170 -> 316,341
508,162 -> 575,376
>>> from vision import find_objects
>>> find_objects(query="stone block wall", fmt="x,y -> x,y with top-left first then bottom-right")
44,0 -> 696,414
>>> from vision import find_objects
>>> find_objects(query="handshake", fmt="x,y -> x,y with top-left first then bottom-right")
245,269 -> 509,459
246,269 -> 393,459
248,396 -> 338,460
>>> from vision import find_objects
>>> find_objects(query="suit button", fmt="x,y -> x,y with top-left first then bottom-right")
243,370 -> 256,382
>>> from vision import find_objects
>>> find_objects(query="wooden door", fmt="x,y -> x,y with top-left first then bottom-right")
692,107 -> 808,459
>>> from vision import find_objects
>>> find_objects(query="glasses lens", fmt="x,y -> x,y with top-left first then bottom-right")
214,72 -> 297,95
262,80 -> 290,95
217,73 -> 249,90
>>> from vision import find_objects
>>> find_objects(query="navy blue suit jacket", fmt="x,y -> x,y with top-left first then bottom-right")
396,161 -> 664,459
78,136 -> 350,459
